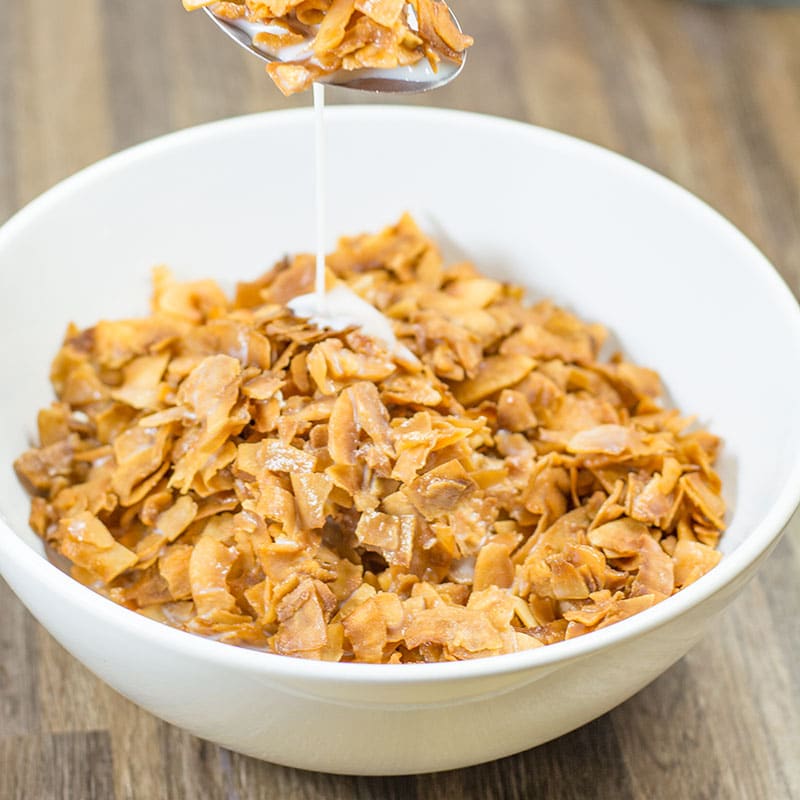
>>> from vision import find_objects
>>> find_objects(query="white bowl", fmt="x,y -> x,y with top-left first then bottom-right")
1,108 -> 799,776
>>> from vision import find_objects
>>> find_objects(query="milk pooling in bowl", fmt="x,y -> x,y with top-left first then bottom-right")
288,285 -> 404,351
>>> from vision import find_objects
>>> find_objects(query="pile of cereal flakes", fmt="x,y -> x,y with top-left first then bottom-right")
15,215 -> 723,663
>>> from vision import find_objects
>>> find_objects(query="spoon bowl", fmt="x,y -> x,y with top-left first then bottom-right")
202,7 -> 467,93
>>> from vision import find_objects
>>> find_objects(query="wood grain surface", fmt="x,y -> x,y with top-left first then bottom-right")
1,1 -> 799,797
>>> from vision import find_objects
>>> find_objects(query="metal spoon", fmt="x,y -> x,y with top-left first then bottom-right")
202,6 -> 467,93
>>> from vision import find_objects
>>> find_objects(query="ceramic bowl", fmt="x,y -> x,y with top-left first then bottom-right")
1,108 -> 799,775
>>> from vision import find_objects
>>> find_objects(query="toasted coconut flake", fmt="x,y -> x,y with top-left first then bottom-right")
588,518 -> 650,558
596,594 -> 657,629
406,460 -> 477,519
473,542 -> 514,591
681,472 -> 726,530
404,604 -> 504,659
158,544 -> 194,600
14,436 -> 77,495
673,539 -> 721,587
525,460 -> 569,513
112,425 -> 173,505
259,439 -> 316,473
155,495 -> 198,542
632,534 -> 675,599
342,592 -> 404,663
273,579 -> 330,656
567,424 -> 637,456
110,354 -> 170,410
57,511 -> 137,583
351,381 -> 396,458
291,472 -> 333,529
355,510 -> 415,567
189,535 -> 240,617
453,354 -> 537,407
328,389 -> 359,465
629,472 -> 678,528
170,355 -> 244,491
497,389 -> 538,432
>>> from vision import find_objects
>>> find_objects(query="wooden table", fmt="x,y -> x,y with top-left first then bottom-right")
1,1 -> 798,797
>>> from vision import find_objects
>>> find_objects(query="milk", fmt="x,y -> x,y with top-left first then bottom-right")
287,82 -> 409,357
313,82 -> 327,310
229,12 -> 434,355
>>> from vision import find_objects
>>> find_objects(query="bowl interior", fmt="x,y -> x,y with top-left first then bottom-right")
1,107 -> 799,570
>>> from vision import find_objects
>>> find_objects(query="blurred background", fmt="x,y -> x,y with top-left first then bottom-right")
0,1 -> 798,798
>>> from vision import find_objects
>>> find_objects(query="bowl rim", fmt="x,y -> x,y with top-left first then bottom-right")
1,105 -> 799,686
